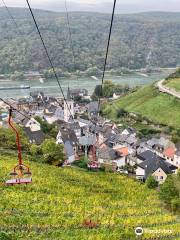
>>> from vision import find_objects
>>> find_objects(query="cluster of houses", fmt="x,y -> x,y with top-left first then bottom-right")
0,88 -> 180,184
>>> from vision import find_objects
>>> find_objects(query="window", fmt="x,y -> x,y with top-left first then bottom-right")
155,176 -> 158,180
160,176 -> 163,180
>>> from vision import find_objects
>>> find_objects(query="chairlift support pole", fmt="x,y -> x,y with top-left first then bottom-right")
8,107 -> 23,167
5,107 -> 32,185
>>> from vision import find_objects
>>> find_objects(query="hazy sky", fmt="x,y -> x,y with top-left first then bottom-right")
1,0 -> 180,13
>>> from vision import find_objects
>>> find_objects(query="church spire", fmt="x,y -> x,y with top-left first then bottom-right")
67,86 -> 71,100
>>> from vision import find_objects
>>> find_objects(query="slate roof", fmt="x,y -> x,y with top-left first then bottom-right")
64,140 -> 74,157
114,134 -> 128,143
86,101 -> 99,113
105,134 -> 117,147
69,122 -> 81,130
60,127 -> 78,146
147,138 -> 159,148
24,127 -> 44,145
98,147 -> 120,160
79,135 -> 96,146
137,150 -> 164,162
125,135 -> 138,146
138,158 -> 175,179
47,105 -> 57,113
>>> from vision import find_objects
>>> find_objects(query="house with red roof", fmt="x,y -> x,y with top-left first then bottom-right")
163,147 -> 180,168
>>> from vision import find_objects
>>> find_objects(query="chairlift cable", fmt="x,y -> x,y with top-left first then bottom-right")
26,0 -> 75,121
97,0 -> 117,113
0,98 -> 32,121
64,0 -> 79,84
1,0 -> 19,29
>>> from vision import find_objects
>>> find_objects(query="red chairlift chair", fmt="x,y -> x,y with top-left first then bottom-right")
5,108 -> 32,185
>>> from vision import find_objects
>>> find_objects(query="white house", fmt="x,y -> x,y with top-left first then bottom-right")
23,117 -> 41,132
174,151 -> 180,168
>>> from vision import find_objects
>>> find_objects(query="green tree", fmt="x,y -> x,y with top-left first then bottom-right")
159,175 -> 179,204
34,116 -> 57,138
103,80 -> 114,97
0,126 -> 28,150
41,139 -> 64,166
146,176 -> 158,189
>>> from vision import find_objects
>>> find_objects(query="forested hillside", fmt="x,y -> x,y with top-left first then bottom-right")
0,7 -> 180,74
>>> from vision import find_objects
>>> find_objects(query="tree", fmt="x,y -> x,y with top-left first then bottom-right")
103,80 -> 114,97
94,85 -> 103,97
41,139 -> 64,166
159,175 -> 179,204
0,126 -> 29,150
146,176 -> 158,189
34,116 -> 57,138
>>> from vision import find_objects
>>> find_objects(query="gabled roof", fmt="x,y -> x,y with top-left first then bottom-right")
138,158 -> 174,179
60,127 -> 78,146
137,150 -> 163,162
24,127 -> 44,145
98,147 -> 120,160
122,127 -> 136,135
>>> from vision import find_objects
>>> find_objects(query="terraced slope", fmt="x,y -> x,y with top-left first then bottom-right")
0,155 -> 180,239
103,85 -> 180,128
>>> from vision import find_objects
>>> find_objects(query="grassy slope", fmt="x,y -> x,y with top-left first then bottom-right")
165,78 -> 180,91
103,85 -> 180,127
0,155 -> 180,239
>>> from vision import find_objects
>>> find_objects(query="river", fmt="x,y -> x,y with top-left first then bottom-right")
0,69 -> 175,99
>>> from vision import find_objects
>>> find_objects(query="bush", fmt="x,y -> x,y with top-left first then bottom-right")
41,139 -> 64,166
116,108 -> 128,118
146,176 -> 158,189
0,232 -> 12,240
72,157 -> 87,169
159,175 -> 179,204
171,198 -> 180,213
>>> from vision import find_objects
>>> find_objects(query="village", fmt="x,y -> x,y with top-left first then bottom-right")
0,87 -> 180,185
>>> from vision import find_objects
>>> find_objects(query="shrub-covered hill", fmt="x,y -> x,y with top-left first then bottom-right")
0,8 -> 180,73
0,155 -> 180,239
102,84 -> 180,128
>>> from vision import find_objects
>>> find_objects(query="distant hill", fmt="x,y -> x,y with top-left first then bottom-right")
0,8 -> 180,73
0,155 -> 180,239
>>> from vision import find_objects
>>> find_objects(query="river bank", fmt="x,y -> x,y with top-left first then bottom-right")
0,69 -> 175,99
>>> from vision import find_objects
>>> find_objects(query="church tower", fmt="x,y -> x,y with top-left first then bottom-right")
64,87 -> 74,122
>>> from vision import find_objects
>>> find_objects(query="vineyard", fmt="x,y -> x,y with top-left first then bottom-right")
0,155 -> 180,240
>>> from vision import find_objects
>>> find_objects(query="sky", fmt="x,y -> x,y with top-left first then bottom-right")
1,0 -> 180,13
